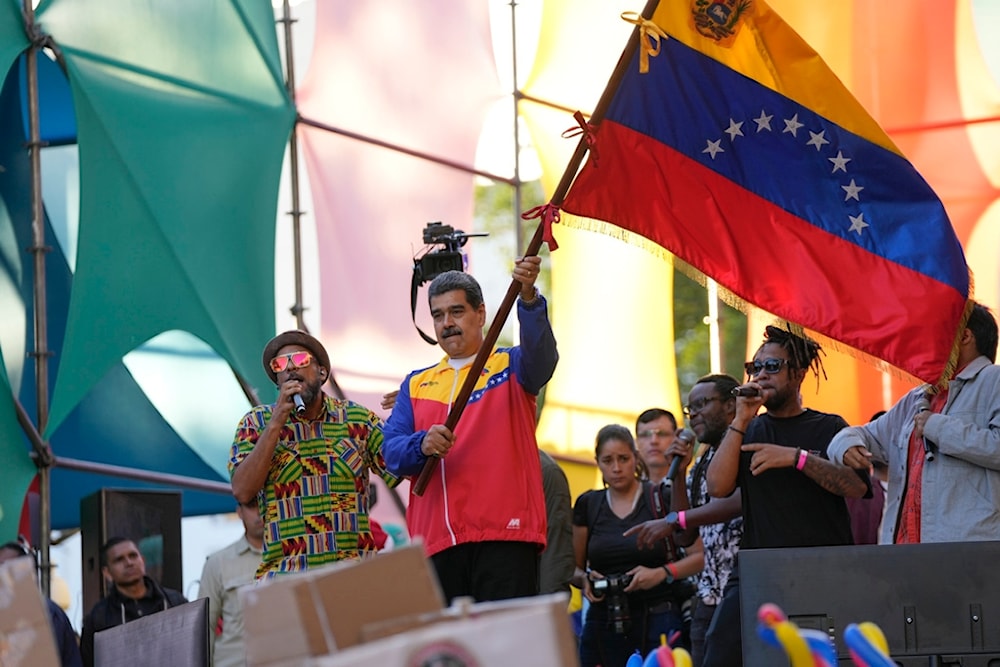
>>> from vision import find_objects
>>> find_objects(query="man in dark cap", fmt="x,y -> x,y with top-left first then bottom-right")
230,330 -> 399,578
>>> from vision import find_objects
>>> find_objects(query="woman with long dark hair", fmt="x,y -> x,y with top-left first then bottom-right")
572,424 -> 703,667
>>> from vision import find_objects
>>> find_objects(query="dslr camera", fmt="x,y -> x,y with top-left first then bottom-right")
592,573 -> 634,635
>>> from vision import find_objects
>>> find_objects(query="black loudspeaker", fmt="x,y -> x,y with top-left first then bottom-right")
740,543 -> 1000,665
80,489 -> 183,616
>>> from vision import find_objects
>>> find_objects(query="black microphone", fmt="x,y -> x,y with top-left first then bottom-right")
293,393 -> 306,416
667,428 -> 697,482
731,386 -> 761,397
915,392 -> 934,462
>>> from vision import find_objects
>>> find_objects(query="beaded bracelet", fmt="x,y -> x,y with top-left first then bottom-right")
727,424 -> 746,436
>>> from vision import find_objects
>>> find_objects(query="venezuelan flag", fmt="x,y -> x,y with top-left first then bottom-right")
562,0 -> 970,384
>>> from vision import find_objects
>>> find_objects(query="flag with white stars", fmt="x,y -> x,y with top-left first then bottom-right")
562,0 -> 970,385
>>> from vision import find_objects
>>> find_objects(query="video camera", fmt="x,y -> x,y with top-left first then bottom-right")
410,222 -> 488,345
592,573 -> 634,635
412,222 -> 487,287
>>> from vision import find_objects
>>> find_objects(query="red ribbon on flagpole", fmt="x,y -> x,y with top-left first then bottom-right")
521,203 -> 562,251
561,111 -> 600,167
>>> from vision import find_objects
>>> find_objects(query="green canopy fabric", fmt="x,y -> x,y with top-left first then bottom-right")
0,328 -> 36,545
1,1 -> 27,76
34,0 -> 295,435
0,2 -> 36,542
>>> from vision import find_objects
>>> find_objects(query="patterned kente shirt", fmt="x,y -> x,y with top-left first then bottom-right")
229,397 -> 399,579
688,445 -> 743,605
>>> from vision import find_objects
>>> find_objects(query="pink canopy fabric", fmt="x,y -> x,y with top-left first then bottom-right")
296,0 -> 503,411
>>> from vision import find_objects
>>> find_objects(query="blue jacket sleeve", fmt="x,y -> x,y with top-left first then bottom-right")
514,294 -> 559,395
382,375 -> 431,477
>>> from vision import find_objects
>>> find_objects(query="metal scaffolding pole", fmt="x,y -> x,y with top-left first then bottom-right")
510,0 -> 524,251
279,0 -> 306,330
23,0 -> 53,597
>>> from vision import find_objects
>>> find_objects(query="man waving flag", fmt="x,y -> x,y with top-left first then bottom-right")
562,0 -> 970,385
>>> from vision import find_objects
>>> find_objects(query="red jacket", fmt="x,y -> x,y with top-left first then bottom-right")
383,298 -> 558,557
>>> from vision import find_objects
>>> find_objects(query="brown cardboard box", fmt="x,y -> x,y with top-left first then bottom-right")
240,544 -> 445,666
311,593 -> 578,667
0,558 -> 60,667
291,543 -> 445,655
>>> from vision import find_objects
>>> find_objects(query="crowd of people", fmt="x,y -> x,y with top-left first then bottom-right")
6,249 -> 998,667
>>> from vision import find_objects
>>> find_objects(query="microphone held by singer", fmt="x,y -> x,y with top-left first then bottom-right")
732,386 -> 761,397
293,393 -> 306,415
666,428 -> 697,481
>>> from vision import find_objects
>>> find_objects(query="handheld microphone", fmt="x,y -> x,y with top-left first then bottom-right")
731,386 -> 761,397
666,428 -> 697,482
915,392 -> 934,462
293,393 -> 306,416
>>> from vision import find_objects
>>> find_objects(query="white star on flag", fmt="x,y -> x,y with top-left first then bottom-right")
725,119 -> 744,141
782,113 -> 803,137
753,110 -> 773,132
703,139 -> 725,159
829,151 -> 851,173
806,130 -> 829,151
842,179 -> 864,201
848,212 -> 869,235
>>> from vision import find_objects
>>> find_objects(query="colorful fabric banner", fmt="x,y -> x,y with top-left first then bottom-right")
562,0 -> 970,384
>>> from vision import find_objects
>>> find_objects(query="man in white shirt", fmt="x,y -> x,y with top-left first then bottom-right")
197,498 -> 264,667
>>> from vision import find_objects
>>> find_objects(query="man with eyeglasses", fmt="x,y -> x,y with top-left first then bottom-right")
626,375 -> 744,667
197,497 -> 263,666
701,326 -> 869,667
635,408 -> 680,485
383,258 -> 558,603
230,330 -> 399,578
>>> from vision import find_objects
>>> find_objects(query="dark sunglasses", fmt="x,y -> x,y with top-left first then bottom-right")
269,351 -> 312,373
744,358 -> 789,377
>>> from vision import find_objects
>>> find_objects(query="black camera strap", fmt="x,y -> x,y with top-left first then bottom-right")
410,267 -> 439,346
645,481 -> 679,563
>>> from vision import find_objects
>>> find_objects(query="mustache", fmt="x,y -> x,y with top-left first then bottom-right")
442,327 -> 462,338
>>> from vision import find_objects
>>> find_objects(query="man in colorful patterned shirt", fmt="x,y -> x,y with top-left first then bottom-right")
230,330 -> 399,578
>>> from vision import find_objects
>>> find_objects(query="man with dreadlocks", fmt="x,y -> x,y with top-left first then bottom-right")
700,325 -> 870,667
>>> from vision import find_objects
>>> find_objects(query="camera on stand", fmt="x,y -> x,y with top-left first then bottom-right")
592,573 -> 634,635
410,222 -> 488,344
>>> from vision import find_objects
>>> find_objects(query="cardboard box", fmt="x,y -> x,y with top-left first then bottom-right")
0,558 -> 60,667
240,544 -> 445,667
312,593 -> 578,667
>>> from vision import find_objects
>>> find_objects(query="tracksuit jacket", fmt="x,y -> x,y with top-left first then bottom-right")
383,295 -> 558,557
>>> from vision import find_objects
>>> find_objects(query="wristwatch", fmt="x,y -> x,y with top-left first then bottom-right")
664,511 -> 679,527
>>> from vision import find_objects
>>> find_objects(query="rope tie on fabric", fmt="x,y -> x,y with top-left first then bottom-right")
561,110 -> 600,167
521,203 -> 562,252
621,11 -> 669,74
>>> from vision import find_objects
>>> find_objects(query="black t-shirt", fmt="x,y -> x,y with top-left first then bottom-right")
739,409 -> 855,549
572,486 -> 673,603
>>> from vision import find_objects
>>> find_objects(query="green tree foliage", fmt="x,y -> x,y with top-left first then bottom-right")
673,271 -> 748,396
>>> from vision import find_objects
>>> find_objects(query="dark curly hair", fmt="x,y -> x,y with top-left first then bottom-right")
759,325 -> 827,385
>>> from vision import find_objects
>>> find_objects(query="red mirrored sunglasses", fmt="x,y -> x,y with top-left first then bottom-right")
269,351 -> 312,373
